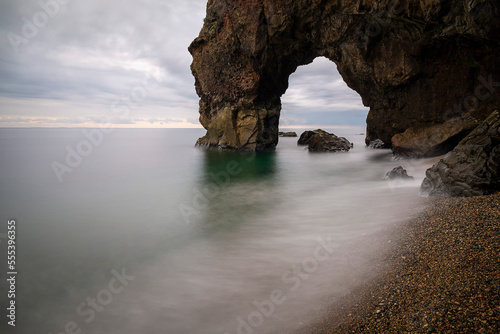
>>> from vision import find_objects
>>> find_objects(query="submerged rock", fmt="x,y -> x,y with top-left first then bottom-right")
308,132 -> 352,153
279,131 -> 298,137
384,166 -> 414,180
298,129 -> 330,146
391,115 -> 479,158
421,111 -> 500,197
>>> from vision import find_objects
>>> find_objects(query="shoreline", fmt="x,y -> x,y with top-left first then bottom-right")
298,193 -> 500,333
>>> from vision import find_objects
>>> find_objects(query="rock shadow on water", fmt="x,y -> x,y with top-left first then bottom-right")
190,151 -> 279,234
201,150 -> 277,183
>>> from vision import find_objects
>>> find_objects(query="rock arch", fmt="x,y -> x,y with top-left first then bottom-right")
189,0 -> 500,151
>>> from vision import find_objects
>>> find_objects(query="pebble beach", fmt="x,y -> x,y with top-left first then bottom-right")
299,193 -> 500,333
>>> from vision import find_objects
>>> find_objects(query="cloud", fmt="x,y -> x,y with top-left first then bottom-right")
0,1 -> 368,128
282,57 -> 368,121
0,114 -> 201,128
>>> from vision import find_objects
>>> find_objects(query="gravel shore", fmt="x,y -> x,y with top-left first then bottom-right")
299,193 -> 500,334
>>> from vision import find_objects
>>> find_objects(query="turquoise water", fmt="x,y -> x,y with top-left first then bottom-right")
0,128 -> 432,334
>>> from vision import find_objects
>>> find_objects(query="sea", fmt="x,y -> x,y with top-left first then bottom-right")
0,128 -> 434,334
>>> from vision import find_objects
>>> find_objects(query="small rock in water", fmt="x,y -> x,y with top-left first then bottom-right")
297,129 -> 352,152
308,132 -> 352,153
279,131 -> 298,137
298,129 -> 330,145
384,166 -> 414,180
369,139 -> 386,149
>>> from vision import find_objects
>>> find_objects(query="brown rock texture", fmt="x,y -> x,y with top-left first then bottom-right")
189,0 -> 500,151
421,110 -> 500,197
298,129 -> 331,145
391,114 -> 479,158
308,132 -> 352,152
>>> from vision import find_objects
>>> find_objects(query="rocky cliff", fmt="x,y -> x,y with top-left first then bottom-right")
421,110 -> 500,197
189,0 -> 500,151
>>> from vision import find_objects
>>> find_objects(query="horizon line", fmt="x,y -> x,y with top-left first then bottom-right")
0,124 -> 366,130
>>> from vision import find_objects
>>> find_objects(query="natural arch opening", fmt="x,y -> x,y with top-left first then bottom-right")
280,57 -> 369,130
189,0 -> 499,153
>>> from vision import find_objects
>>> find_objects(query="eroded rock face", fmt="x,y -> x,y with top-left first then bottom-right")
189,0 -> 500,151
392,115 -> 479,158
421,111 -> 500,197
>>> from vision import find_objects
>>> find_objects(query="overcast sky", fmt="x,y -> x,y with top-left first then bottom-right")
0,0 -> 368,128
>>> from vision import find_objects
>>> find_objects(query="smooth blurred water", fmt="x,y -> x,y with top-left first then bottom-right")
0,128 -> 433,334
